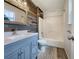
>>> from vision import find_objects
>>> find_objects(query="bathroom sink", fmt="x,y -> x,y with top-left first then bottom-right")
5,32 -> 36,41
4,30 -> 38,45
4,30 -> 28,37
6,35 -> 25,40
4,34 -> 28,45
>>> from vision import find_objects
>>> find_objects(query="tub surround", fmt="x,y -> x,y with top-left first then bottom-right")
38,11 -> 64,43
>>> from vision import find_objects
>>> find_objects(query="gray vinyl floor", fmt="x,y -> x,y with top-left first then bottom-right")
37,47 -> 68,59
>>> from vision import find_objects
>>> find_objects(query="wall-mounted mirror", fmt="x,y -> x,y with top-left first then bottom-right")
4,9 -> 15,21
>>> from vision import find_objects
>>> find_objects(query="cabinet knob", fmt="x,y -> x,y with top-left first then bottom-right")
18,52 -> 23,56
20,52 -> 23,55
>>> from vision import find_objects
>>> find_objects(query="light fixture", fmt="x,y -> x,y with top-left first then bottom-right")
23,2 -> 27,6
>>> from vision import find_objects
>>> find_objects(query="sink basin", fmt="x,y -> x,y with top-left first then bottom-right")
4,34 -> 27,45
4,30 -> 28,37
5,33 -> 34,41
4,31 -> 38,45
15,30 -> 28,35
4,30 -> 38,45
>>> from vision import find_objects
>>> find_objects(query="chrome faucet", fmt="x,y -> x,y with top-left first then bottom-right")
11,29 -> 16,35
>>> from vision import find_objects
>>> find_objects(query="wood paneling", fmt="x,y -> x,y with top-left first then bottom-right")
26,0 -> 37,14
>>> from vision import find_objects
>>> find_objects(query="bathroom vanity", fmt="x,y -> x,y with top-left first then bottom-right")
4,33 -> 38,59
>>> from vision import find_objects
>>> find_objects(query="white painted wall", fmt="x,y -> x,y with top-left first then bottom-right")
4,2 -> 27,24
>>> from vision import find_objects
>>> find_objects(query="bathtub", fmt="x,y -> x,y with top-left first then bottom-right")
38,37 -> 64,48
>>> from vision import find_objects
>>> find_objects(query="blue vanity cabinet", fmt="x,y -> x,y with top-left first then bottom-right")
19,45 -> 31,59
5,49 -> 19,59
4,38 -> 31,59
31,35 -> 38,59
22,43 -> 31,59
4,34 -> 38,59
5,45 -> 31,59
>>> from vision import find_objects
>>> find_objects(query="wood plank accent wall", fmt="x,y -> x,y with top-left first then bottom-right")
26,0 -> 37,15
4,0 -> 43,32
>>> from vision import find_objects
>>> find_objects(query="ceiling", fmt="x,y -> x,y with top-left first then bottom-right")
32,0 -> 65,12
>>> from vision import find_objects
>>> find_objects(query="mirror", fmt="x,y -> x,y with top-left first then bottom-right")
4,9 -> 15,21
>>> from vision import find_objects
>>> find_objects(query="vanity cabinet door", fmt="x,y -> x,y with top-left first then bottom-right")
5,50 -> 19,59
24,44 -> 31,59
4,34 -> 38,59
22,42 -> 31,59
31,36 -> 38,59
19,39 -> 31,59
18,48 -> 25,59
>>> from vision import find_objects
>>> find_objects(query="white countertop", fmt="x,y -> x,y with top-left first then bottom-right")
4,33 -> 38,45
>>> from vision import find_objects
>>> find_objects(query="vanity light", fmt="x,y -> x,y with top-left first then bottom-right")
24,2 -> 27,5
23,2 -> 27,6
